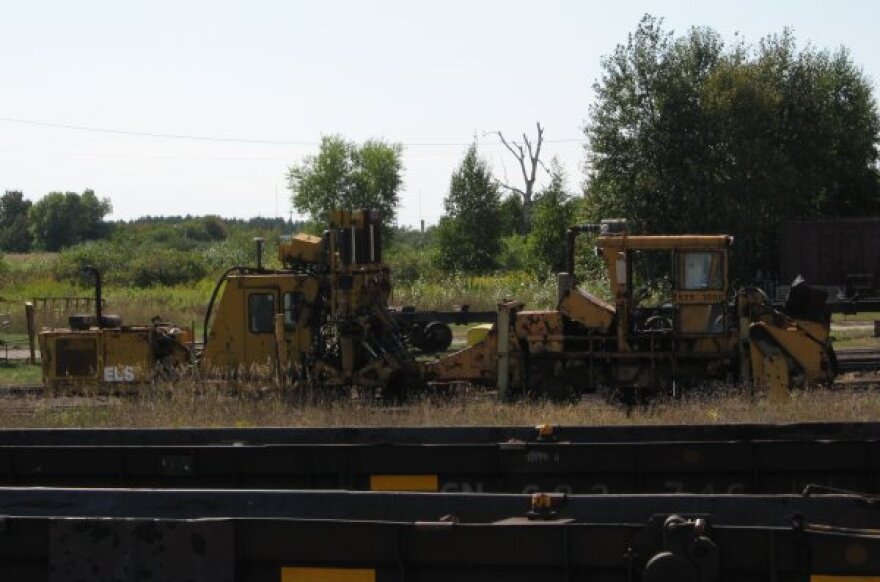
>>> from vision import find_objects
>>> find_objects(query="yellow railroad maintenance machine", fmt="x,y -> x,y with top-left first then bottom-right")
199,209 -> 419,396
38,213 -> 836,399
426,219 -> 836,399
39,211 -> 419,397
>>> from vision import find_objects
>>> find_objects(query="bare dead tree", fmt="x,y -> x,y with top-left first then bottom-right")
494,122 -> 548,230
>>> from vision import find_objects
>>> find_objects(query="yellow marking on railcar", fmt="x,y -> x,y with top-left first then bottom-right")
281,567 -> 376,582
811,576 -> 880,582
369,474 -> 439,491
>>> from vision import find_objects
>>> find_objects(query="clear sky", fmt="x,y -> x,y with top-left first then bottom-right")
1,0 -> 877,227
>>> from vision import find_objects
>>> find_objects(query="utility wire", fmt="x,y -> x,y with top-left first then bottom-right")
0,116 -> 587,147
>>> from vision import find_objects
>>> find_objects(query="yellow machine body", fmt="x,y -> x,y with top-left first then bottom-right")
39,323 -> 192,391
200,273 -> 319,373
199,209 -> 417,393
428,219 -> 836,398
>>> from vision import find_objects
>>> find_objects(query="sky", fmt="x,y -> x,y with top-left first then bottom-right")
0,0 -> 878,227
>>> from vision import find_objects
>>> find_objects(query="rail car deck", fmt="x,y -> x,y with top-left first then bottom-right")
0,422 -> 876,494
0,421 -> 876,446
0,489 -> 877,581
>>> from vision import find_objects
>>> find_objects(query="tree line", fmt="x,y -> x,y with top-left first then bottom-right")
288,16 -> 880,283
0,190 -> 112,252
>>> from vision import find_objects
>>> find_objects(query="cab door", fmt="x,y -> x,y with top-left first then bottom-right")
244,288 -> 278,367
673,250 -> 727,335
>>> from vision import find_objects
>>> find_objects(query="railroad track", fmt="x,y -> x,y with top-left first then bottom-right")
835,346 -> 880,371
3,345 -> 878,399
1,344 -> 878,390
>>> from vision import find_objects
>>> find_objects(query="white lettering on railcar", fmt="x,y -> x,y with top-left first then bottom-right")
103,366 -> 135,382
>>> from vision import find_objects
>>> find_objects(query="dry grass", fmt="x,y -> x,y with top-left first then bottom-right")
1,382 -> 878,429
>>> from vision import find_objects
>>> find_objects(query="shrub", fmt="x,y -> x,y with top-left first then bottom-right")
128,248 -> 208,287
53,241 -> 129,284
386,245 -> 440,285
54,241 -> 207,288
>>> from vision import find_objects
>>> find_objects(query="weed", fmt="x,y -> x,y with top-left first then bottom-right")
0,382 -> 877,429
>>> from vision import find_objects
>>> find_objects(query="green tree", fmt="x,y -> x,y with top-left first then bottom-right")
526,160 -> 575,274
585,15 -> 880,280
287,136 -> 403,227
436,145 -> 502,273
498,193 -> 525,236
0,191 -> 33,252
29,189 -> 113,251
183,215 -> 227,242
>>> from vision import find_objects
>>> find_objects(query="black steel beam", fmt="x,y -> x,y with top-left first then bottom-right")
0,421 -> 875,446
0,436 -> 876,494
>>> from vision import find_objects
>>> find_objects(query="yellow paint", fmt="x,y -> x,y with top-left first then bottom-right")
277,233 -> 323,264
281,567 -> 376,582
466,323 -> 493,346
557,288 -> 615,332
811,576 -> 880,582
369,474 -> 439,491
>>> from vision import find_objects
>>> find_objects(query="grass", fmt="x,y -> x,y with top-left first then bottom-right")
833,311 -> 880,322
0,382 -> 878,428
0,361 -> 42,385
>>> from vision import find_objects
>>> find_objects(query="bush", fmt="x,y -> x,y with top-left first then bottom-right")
183,216 -> 227,242
128,248 -> 207,287
54,241 -> 207,288
498,235 -> 528,271
386,245 -> 440,285
53,241 -> 129,284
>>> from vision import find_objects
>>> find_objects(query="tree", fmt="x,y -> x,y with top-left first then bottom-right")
287,136 -> 403,227
498,193 -> 525,236
29,190 -> 112,251
585,15 -> 880,280
495,122 -> 547,230
526,159 -> 575,274
0,191 -> 32,252
436,145 -> 502,273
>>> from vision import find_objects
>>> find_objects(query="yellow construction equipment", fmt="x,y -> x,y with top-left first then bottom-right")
38,267 -> 193,390
38,214 -> 835,399
200,209 -> 419,396
39,211 -> 419,398
426,219 -> 836,399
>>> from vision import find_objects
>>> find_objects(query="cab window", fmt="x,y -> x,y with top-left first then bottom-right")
248,293 -> 275,334
678,252 -> 723,290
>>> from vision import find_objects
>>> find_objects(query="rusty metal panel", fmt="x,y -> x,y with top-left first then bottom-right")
49,519 -> 233,582
514,311 -> 565,353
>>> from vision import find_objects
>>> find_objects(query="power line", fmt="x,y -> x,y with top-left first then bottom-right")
0,116 -> 587,147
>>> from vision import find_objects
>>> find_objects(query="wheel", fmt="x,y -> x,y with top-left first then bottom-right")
99,314 -> 123,328
421,321 -> 453,353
